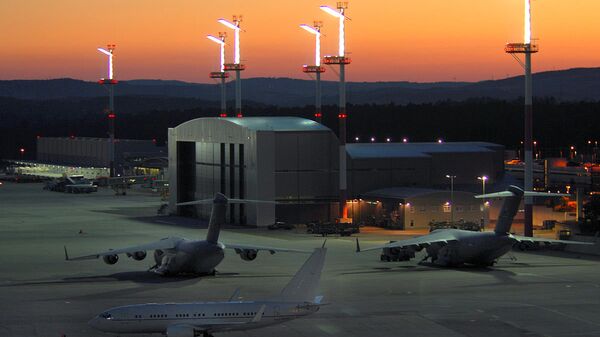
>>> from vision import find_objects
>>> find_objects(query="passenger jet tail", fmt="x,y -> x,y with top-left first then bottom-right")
278,247 -> 327,303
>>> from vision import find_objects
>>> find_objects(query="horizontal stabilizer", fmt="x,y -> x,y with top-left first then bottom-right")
176,196 -> 277,207
476,190 -> 569,199
227,198 -> 278,204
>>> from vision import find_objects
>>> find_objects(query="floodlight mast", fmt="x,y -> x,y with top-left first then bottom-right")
321,2 -> 351,219
97,44 -> 117,177
301,21 -> 325,124
220,15 -> 245,118
505,0 -> 538,237
208,33 -> 229,117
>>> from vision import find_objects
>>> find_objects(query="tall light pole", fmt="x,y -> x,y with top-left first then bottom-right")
506,0 -> 538,237
97,44 -> 117,177
207,33 -> 229,117
321,2 -> 351,219
300,21 -> 325,124
446,174 -> 456,224
219,16 -> 245,118
477,175 -> 488,195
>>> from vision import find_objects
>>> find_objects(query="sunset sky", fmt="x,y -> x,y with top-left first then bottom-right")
1,0 -> 599,83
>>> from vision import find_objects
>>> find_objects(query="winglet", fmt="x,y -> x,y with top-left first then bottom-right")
251,304 -> 266,323
355,238 -> 361,253
64,246 -> 70,261
313,295 -> 324,304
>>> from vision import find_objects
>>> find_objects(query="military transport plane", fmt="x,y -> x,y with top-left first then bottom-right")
356,185 -> 594,267
88,247 -> 327,337
64,193 -> 307,276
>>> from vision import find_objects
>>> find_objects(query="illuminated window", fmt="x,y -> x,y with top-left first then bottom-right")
443,204 -> 451,213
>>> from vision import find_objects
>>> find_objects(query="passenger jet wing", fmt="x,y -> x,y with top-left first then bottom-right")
510,234 -> 595,246
356,231 -> 459,252
64,237 -> 182,261
224,243 -> 311,254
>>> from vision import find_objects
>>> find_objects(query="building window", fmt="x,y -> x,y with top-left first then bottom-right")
443,204 -> 451,213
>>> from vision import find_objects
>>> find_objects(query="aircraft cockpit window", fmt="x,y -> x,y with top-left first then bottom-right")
100,312 -> 113,320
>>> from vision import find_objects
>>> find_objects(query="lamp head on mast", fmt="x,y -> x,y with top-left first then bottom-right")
97,44 -> 115,80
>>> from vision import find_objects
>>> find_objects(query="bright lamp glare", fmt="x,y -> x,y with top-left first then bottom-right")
207,35 -> 225,45
320,5 -> 344,19
97,48 -> 111,56
218,19 -> 239,31
300,24 -> 320,35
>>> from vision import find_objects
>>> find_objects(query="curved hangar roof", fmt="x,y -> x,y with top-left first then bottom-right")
176,117 -> 331,132
222,117 -> 330,132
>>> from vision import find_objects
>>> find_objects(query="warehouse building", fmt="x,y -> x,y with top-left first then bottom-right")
168,117 -> 504,226
348,187 -> 485,230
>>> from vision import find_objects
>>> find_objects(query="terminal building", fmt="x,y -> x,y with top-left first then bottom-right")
36,137 -> 166,176
168,117 -> 504,227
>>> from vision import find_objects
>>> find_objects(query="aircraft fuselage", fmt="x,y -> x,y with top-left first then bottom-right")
89,301 -> 318,334
426,229 -> 515,267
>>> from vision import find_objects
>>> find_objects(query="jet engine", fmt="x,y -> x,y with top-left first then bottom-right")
237,249 -> 258,261
129,251 -> 147,261
102,254 -> 119,265
166,324 -> 195,337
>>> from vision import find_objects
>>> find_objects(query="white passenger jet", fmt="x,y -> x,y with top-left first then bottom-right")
89,246 -> 327,337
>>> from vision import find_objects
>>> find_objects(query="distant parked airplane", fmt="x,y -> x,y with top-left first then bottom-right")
88,246 -> 327,337
356,185 -> 594,267
65,193 -> 307,276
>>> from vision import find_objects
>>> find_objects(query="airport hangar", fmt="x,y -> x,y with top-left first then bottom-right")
168,117 -> 505,228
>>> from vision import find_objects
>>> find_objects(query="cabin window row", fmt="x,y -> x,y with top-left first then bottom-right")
213,312 -> 256,317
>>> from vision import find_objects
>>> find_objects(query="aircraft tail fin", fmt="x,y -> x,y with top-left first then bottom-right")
177,194 -> 277,243
476,186 -> 569,234
206,193 -> 228,243
278,247 -> 327,303
493,185 -> 524,234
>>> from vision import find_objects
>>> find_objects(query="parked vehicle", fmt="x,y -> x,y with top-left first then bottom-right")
267,221 -> 295,230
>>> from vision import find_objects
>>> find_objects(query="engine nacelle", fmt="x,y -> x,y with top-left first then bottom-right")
166,324 -> 195,337
237,249 -> 258,261
102,254 -> 119,265
130,251 -> 147,261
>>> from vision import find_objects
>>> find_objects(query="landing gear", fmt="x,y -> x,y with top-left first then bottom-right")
202,331 -> 215,337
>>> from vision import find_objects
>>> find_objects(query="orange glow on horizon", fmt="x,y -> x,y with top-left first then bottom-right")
1,0 -> 600,83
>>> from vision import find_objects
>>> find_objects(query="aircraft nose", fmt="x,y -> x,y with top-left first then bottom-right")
88,316 -> 102,330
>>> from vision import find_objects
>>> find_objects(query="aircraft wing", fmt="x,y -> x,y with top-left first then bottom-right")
510,235 -> 595,246
223,243 -> 311,254
357,231 -> 459,252
64,237 -> 182,261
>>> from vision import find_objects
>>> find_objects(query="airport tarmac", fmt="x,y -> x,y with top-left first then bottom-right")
1,182 -> 600,337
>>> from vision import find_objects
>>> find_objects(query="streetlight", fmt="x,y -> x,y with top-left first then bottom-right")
477,176 -> 488,195
478,175 -> 488,230
446,174 -> 456,224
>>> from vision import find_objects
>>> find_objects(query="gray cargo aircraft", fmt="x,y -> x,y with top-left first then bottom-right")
356,185 -> 593,267
65,193 -> 307,275
88,246 -> 327,337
